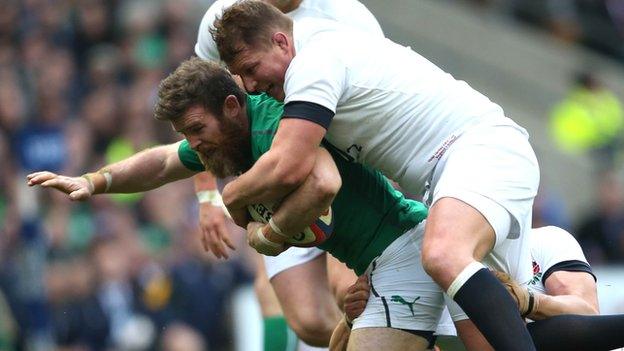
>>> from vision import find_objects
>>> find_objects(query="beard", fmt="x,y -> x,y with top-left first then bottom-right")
196,117 -> 251,179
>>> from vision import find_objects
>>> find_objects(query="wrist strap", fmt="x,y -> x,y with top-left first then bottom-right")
522,290 -> 537,318
101,171 -> 112,192
197,190 -> 223,206
81,171 -> 112,194
344,314 -> 353,329
256,227 -> 282,248
268,217 -> 287,237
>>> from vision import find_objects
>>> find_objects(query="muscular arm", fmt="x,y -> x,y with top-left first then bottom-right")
247,147 -> 341,255
104,141 -> 197,192
269,147 -> 341,236
27,141 -> 197,199
530,271 -> 599,320
221,118 -> 326,211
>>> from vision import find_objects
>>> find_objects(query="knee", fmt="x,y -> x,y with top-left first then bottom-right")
421,244 -> 453,280
421,241 -> 472,288
287,307 -> 337,346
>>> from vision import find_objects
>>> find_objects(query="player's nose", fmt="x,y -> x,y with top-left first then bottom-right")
188,136 -> 201,150
242,76 -> 258,93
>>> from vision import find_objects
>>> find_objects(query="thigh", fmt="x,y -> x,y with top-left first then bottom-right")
254,254 -> 282,317
427,125 -> 539,284
270,252 -> 336,317
326,253 -> 357,309
348,327 -> 430,351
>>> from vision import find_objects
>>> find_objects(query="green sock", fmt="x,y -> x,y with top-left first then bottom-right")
263,315 -> 298,351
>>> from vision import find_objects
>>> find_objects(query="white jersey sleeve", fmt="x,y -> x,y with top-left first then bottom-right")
285,39 -> 346,115
194,0 -> 239,61
527,226 -> 594,294
194,0 -> 383,62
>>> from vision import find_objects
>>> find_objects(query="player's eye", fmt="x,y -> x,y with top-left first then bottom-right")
245,64 -> 257,75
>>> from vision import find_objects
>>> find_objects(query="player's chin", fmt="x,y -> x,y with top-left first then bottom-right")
267,86 -> 285,102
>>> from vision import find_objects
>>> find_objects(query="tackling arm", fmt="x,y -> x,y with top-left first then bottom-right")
221,118 -> 327,212
268,147 -> 341,237
27,141 -> 197,199
529,270 -> 599,320
246,147 -> 341,256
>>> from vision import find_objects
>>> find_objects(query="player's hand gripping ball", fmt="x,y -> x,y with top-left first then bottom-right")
247,203 -> 334,247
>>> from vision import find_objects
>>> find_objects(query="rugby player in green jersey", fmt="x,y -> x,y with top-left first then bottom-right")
28,58 -> 447,351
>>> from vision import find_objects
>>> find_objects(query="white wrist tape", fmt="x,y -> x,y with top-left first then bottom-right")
255,227 -> 282,248
196,190 -> 223,206
268,217 -> 288,238
82,175 -> 95,194
102,171 -> 112,193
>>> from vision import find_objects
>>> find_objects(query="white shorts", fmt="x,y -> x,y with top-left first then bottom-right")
354,222 -> 445,332
264,247 -> 325,280
424,123 -> 539,285
435,306 -> 458,337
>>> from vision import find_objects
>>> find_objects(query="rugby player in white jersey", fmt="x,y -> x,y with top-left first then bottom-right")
211,2 -> 539,350
342,226 -> 624,351
192,0 -> 384,349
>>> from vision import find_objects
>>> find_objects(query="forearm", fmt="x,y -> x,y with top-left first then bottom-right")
222,118 -> 325,210
194,171 -> 218,191
222,150 -> 315,209
529,293 -> 599,320
269,148 -> 341,237
96,143 -> 195,194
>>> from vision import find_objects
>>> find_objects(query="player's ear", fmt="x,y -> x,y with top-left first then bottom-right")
222,95 -> 241,118
272,32 -> 291,53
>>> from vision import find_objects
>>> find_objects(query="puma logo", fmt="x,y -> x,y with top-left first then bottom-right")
390,295 -> 421,316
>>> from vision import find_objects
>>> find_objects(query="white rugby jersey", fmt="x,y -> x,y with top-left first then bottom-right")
284,18 -> 521,195
526,226 -> 594,294
194,0 -> 383,62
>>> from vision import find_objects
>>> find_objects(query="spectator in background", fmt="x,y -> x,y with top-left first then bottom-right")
550,70 -> 624,171
161,323 -> 206,351
576,172 -> 624,263
1,1 -> 254,349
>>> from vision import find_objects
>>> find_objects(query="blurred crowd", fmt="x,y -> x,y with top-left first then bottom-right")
459,0 -> 624,61
1,0 -> 624,350
0,0 -> 254,350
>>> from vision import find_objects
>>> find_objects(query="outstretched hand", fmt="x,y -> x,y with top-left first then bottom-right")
26,171 -> 93,201
199,203 -> 236,259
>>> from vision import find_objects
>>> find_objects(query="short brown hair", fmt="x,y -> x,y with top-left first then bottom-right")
154,57 -> 246,122
211,0 -> 293,65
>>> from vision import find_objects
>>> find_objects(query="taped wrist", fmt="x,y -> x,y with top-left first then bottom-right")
197,189 -> 223,206
255,226 -> 283,250
81,170 -> 112,194
493,270 -> 538,317
344,314 -> 353,329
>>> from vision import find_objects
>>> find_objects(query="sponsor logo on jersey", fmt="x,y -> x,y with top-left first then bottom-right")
390,295 -> 421,316
528,260 -> 542,285
250,203 -> 273,223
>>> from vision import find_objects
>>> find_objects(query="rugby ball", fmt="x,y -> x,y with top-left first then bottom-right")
247,203 -> 334,247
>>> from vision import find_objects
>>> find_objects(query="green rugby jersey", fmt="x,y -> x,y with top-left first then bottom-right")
178,94 -> 427,275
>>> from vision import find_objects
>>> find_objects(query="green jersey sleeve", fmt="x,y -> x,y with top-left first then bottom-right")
177,140 -> 205,172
